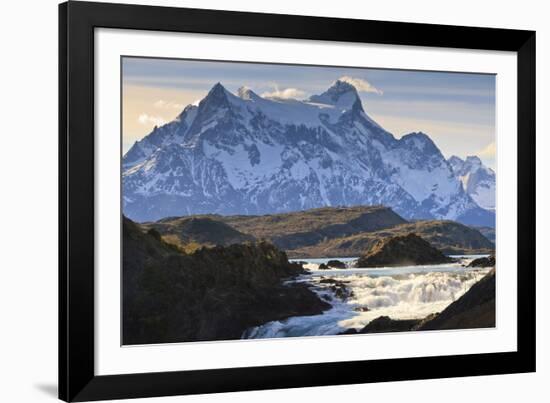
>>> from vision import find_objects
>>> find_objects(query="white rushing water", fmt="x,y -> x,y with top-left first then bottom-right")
243,256 -> 491,339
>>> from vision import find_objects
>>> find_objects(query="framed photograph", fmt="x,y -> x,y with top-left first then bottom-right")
59,1 -> 536,401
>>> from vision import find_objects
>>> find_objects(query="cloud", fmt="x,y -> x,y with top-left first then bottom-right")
338,76 -> 383,95
261,85 -> 307,100
478,142 -> 496,158
138,113 -> 166,127
154,99 -> 185,109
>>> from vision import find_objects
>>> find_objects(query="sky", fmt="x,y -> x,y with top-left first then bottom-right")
122,57 -> 496,168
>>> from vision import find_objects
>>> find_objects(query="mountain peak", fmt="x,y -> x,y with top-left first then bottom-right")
308,79 -> 362,110
465,155 -> 482,166
401,131 -> 434,145
448,155 -> 464,164
237,86 -> 260,101
329,79 -> 357,94
197,82 -> 232,112
208,82 -> 228,97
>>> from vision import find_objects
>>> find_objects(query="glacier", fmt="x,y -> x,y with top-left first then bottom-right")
123,80 -> 495,227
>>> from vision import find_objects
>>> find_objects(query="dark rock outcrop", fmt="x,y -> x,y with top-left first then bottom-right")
327,259 -> 346,269
122,216 -> 330,345
355,233 -> 455,267
468,255 -> 495,268
318,278 -> 354,300
353,316 -> 421,333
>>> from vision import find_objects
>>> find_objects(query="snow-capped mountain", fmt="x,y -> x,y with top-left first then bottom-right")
123,80 -> 495,227
448,155 -> 496,211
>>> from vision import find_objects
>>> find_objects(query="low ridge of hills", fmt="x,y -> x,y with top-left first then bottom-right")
292,219 -> 494,258
147,206 -> 494,258
142,216 -> 254,253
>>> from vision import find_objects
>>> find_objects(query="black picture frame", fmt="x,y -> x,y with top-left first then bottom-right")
59,1 -> 536,401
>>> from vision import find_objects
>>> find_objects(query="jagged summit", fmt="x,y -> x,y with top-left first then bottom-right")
200,82 -> 230,106
122,80 -> 495,227
465,155 -> 483,165
308,79 -> 362,110
399,132 -> 440,154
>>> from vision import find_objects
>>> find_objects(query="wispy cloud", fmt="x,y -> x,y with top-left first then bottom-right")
478,142 -> 496,158
261,84 -> 307,100
338,76 -> 383,95
153,99 -> 185,109
138,113 -> 166,127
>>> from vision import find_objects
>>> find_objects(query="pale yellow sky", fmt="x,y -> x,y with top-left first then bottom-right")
123,84 -> 207,150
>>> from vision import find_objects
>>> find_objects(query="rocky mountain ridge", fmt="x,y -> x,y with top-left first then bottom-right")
123,80 -> 494,227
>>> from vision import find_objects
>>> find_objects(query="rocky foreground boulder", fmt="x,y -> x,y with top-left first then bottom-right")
122,216 -> 330,345
327,259 -> 347,269
355,233 -> 455,267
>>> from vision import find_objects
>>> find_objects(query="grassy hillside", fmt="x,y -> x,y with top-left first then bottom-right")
156,205 -> 407,252
142,217 -> 255,253
291,219 -> 494,258
146,207 -> 494,258
472,226 -> 496,243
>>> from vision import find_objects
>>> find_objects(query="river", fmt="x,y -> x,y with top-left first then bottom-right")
243,255 -> 491,339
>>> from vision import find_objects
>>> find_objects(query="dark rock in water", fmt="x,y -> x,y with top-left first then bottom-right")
331,285 -> 354,300
318,263 -> 329,270
318,277 -> 353,300
416,269 -> 495,330
321,294 -> 333,302
356,233 -> 455,267
339,328 -> 360,335
356,316 -> 421,333
327,259 -> 346,269
354,306 -> 370,312
467,255 -> 495,268
122,216 -> 330,345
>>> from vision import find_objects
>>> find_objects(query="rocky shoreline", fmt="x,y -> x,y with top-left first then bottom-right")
123,217 -> 330,344
124,214 -> 495,343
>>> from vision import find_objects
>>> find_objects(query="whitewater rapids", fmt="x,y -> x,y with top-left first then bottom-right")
242,257 -> 491,339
